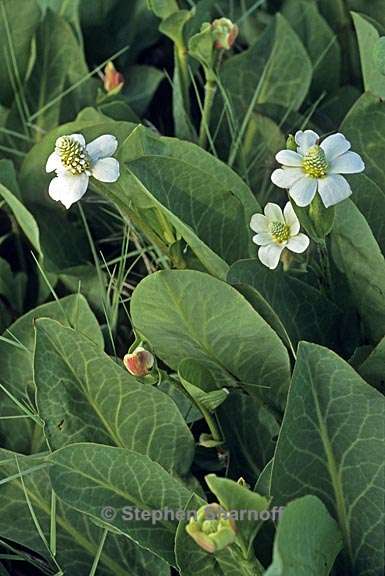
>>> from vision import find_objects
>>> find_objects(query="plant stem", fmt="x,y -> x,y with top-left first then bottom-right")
176,43 -> 190,114
199,76 -> 217,149
88,529 -> 108,576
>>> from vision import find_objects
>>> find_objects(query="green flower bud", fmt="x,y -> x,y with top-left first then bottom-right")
286,134 -> 297,151
212,17 -> 239,50
308,193 -> 335,239
186,503 -> 236,553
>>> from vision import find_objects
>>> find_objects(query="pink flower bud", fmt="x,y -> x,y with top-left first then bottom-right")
103,61 -> 124,93
123,347 -> 154,377
212,18 -> 239,50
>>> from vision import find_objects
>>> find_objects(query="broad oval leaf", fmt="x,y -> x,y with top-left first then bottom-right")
131,270 -> 291,412
0,294 -> 103,453
220,14 -> 312,125
270,342 -> 385,576
265,495 -> 342,576
49,443 -> 193,565
34,318 -> 194,475
331,199 -> 385,342
0,449 -> 167,576
115,125 -> 259,278
341,92 -> 385,251
228,259 -> 341,350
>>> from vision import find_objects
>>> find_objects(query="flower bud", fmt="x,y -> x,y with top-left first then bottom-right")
123,346 -> 154,377
186,503 -> 236,553
286,134 -> 297,151
212,18 -> 239,50
103,61 -> 124,94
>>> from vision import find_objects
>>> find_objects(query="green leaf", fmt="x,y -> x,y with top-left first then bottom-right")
331,199 -> 385,342
374,36 -> 385,74
115,125 -> 259,278
220,14 -> 312,128
228,259 -> 341,349
270,342 -> 385,576
265,495 -> 342,576
27,10 -> 77,134
159,9 -> 191,44
0,182 -> 42,257
49,443 -> 193,565
282,0 -> 341,96
0,0 -> 41,106
131,270 -> 291,411
0,294 -> 102,453
0,450 -> 167,576
123,65 -> 165,116
147,0 -> 178,20
0,159 -> 21,200
341,92 -> 385,251
188,23 -> 215,70
358,335 -> 385,392
34,318 -> 194,474
352,12 -> 385,98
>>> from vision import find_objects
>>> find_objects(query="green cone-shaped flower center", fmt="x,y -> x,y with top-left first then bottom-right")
302,145 -> 328,178
201,519 -> 219,535
56,136 -> 90,175
270,221 -> 290,244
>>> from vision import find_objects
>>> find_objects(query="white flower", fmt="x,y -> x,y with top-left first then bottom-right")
250,202 -> 309,269
271,130 -> 365,208
46,133 -> 120,209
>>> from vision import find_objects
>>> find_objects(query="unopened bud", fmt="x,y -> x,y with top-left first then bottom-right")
286,134 -> 297,151
123,346 -> 154,377
103,61 -> 124,94
186,503 -> 236,553
212,18 -> 239,50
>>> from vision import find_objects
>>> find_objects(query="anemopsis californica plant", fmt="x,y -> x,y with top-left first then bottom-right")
250,201 -> 309,269
46,133 -> 120,209
271,130 -> 365,208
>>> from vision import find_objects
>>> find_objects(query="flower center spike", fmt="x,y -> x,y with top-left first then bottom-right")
270,221 -> 290,244
56,136 -> 90,175
302,145 -> 328,178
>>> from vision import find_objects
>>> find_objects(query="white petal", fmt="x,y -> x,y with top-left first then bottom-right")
91,157 -> 120,182
271,167 -> 304,189
320,133 -> 350,161
295,130 -> 319,154
264,203 -> 284,223
317,174 -> 351,208
329,151 -> 365,174
69,133 -> 86,147
252,232 -> 273,246
289,177 -> 317,207
49,173 -> 89,209
258,244 -> 283,270
287,233 -> 310,254
283,201 -> 300,235
275,150 -> 303,166
48,177 -> 63,201
86,135 -> 118,162
250,213 -> 269,233
46,151 -> 61,173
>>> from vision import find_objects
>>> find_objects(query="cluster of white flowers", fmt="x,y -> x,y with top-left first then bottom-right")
250,130 -> 365,269
46,133 -> 120,209
45,128 -> 364,272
